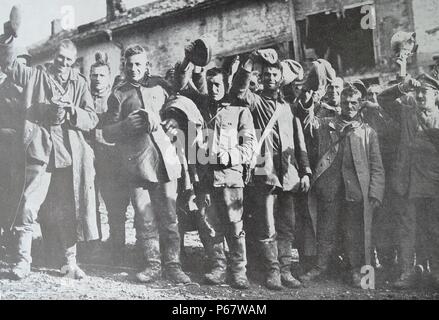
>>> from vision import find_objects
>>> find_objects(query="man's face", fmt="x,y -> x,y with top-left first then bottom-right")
125,53 -> 148,82
340,93 -> 362,120
53,46 -> 76,77
326,82 -> 343,106
207,74 -> 226,102
367,88 -> 380,104
415,88 -> 437,113
262,66 -> 282,91
90,65 -> 111,92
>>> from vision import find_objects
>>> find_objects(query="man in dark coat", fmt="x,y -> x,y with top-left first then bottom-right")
0,37 -> 100,280
298,84 -> 385,287
362,84 -> 400,276
230,50 -> 312,290
103,44 -> 190,284
0,61 -> 26,254
378,74 -> 439,289
88,52 -> 129,264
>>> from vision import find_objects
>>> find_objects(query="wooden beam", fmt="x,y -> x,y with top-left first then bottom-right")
287,0 -> 301,61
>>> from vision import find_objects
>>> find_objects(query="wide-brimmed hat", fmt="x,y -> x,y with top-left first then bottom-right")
186,36 -> 212,67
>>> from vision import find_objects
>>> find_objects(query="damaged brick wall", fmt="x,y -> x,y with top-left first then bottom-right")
77,0 -> 293,79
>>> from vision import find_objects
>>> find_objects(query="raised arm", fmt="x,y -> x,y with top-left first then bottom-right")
377,77 -> 420,121
229,56 -> 260,111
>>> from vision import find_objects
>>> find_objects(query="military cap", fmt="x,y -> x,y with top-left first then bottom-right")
350,79 -> 368,98
416,73 -> 439,91
282,59 -> 304,85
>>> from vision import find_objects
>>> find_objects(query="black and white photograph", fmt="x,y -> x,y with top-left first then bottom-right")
0,0 -> 439,304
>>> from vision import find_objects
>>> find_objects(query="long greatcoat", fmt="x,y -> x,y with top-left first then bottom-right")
299,109 -> 385,265
4,58 -> 99,242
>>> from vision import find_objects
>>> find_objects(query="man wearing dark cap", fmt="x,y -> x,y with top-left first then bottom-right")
297,80 -> 385,287
378,74 -> 439,289
230,50 -> 312,290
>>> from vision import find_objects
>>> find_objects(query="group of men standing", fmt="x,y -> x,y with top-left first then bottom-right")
1,8 -> 439,292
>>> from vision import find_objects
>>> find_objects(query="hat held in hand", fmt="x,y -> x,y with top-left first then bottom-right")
253,49 -> 279,65
303,59 -> 336,92
186,36 -> 212,67
282,59 -> 304,85
3,6 -> 22,39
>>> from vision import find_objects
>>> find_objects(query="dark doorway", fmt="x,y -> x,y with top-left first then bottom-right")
298,6 -> 375,76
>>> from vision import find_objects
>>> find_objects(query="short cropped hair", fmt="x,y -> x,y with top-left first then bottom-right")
124,44 -> 147,60
206,67 -> 227,80
263,60 -> 283,72
58,39 -> 77,56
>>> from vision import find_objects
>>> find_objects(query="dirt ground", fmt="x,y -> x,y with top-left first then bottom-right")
1,207 -> 439,300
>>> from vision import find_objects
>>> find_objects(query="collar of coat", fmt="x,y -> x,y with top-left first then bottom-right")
260,89 -> 285,102
329,116 -> 363,133
45,63 -> 81,82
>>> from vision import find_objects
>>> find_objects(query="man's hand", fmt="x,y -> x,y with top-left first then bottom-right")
184,42 -> 195,59
135,109 -> 161,133
57,100 -> 76,117
369,197 -> 381,210
123,111 -> 147,134
48,105 -> 67,125
300,175 -> 311,193
162,118 -> 180,136
400,76 -> 421,93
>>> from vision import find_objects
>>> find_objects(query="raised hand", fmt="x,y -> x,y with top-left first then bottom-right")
400,76 -> 421,93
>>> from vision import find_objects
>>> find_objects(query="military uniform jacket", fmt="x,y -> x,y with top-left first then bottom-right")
378,85 -> 439,199
230,68 -> 312,192
103,77 -> 181,184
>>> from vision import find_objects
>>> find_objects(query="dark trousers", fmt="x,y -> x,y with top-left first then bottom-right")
247,185 -> 295,242
317,197 -> 364,271
96,174 -> 130,247
197,187 -> 246,274
246,185 -> 296,273
94,146 -> 129,246
396,197 -> 416,273
372,188 -> 400,268
413,198 -> 439,275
